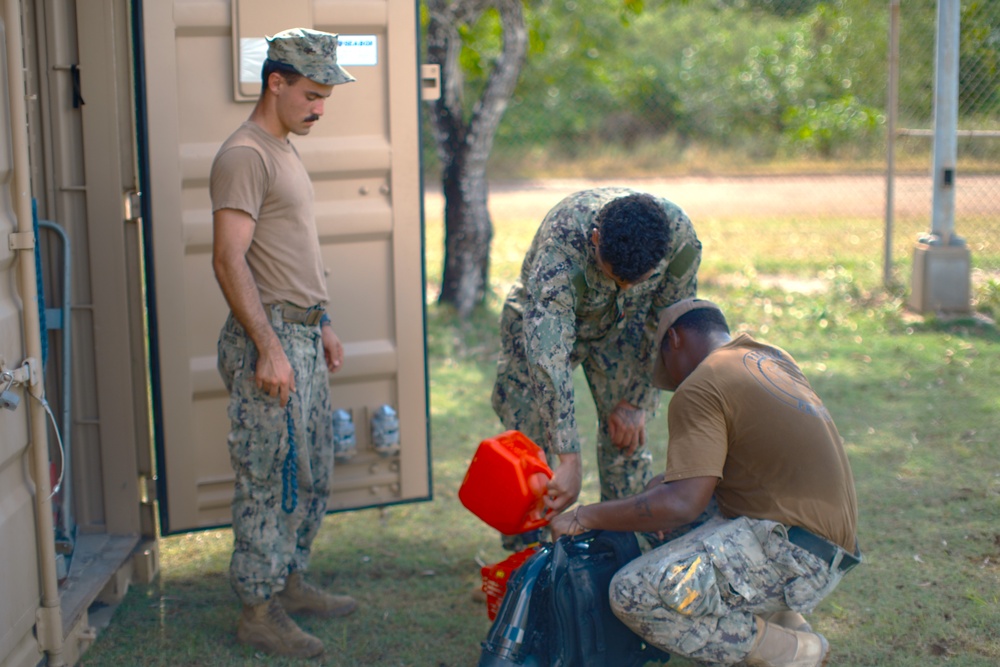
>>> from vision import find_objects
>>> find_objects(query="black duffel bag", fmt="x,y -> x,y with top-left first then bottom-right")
478,530 -> 670,667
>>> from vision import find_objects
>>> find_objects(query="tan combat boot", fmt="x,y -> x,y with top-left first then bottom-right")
761,610 -> 813,633
742,617 -> 830,667
279,571 -> 358,617
236,598 -> 324,658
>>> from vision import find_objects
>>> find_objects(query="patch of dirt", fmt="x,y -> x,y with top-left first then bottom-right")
424,174 -> 1000,222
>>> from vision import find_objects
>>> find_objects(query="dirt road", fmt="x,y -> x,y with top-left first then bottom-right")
425,174 -> 999,222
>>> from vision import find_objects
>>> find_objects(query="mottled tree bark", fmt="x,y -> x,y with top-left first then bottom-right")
426,0 -> 528,316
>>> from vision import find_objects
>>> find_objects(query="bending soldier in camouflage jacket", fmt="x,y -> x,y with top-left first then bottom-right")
492,187 -> 701,548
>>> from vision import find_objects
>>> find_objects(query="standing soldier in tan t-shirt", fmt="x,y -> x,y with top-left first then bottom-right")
550,298 -> 861,667
210,28 -> 356,658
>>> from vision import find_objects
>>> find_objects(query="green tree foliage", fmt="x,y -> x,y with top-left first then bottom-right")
504,1 -> 890,160
960,0 -> 1000,116
895,0 -> 1000,124
423,0 -> 529,314
425,0 -> 999,170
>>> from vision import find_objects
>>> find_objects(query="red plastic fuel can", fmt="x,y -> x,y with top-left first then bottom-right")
480,547 -> 537,620
458,430 -> 553,535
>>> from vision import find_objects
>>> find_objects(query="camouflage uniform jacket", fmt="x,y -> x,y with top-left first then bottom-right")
502,187 -> 701,455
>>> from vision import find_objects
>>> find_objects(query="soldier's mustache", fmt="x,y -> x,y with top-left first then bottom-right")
304,114 -> 320,123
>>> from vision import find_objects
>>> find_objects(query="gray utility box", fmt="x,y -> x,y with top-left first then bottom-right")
908,242 -> 971,314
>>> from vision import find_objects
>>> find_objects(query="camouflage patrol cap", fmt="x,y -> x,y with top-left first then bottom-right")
652,298 -> 724,389
266,28 -> 356,86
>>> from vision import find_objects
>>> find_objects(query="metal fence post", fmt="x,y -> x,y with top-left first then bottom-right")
907,0 -> 971,314
928,0 -> 960,245
884,0 -> 900,288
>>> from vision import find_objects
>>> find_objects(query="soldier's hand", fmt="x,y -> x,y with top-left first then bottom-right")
321,325 -> 344,373
549,507 -> 586,540
543,453 -> 582,515
255,344 -> 296,407
608,400 -> 646,456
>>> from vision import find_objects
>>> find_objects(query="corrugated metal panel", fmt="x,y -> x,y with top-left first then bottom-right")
0,10 -> 44,667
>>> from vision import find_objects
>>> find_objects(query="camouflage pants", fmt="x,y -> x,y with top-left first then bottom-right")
492,309 -> 656,501
610,505 -> 848,666
217,312 -> 335,605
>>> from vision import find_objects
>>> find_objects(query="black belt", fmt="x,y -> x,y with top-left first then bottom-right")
268,303 -> 325,326
787,526 -> 862,573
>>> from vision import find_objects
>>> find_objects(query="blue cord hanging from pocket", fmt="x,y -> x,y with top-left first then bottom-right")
282,397 -> 298,513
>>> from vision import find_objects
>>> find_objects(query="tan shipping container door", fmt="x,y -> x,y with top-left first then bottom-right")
143,0 -> 430,534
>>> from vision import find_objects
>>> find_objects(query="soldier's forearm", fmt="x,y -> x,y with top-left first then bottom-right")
214,256 -> 281,355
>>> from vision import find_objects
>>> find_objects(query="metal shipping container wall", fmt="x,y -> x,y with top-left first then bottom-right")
1,0 -> 428,664
3,1 -> 165,664
0,9 -> 43,664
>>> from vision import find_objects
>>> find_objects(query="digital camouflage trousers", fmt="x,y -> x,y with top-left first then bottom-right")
611,505 -> 850,666
217,313 -> 334,605
493,319 -> 657,551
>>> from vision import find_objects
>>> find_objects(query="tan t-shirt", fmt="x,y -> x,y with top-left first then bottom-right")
663,333 -> 858,552
210,121 -> 328,308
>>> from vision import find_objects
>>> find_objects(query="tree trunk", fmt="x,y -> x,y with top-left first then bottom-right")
426,0 -> 528,316
440,159 -> 492,314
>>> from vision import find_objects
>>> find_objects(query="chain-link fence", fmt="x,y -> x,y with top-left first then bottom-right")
423,0 -> 1000,305
889,0 -> 1000,289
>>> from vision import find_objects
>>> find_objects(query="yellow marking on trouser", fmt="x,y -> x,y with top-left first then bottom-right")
671,556 -> 703,614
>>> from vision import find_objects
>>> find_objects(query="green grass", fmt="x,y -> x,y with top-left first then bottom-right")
82,192 -> 1000,666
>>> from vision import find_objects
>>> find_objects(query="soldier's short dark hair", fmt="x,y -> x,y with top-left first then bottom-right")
673,308 -> 730,336
261,58 -> 303,92
596,193 -> 670,282
660,308 -> 730,357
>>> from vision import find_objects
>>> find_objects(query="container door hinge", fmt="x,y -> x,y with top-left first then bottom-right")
8,231 -> 35,250
34,604 -> 63,653
138,474 -> 158,505
124,191 -> 143,222
420,64 -> 441,101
